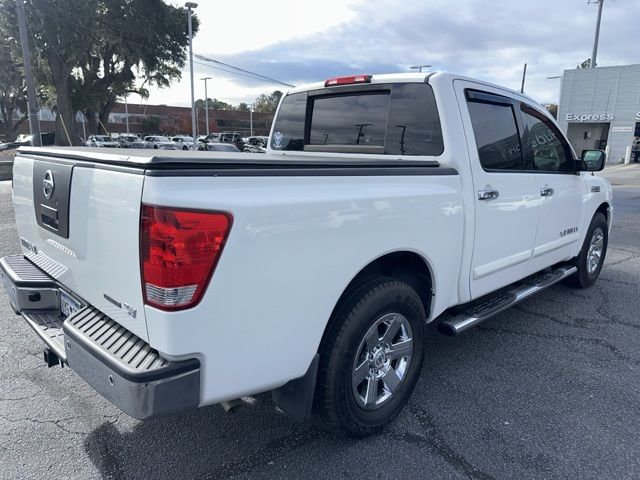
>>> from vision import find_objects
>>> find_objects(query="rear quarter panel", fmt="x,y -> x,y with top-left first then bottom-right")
142,173 -> 464,404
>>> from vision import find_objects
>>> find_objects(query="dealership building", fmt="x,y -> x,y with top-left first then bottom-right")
557,64 -> 640,163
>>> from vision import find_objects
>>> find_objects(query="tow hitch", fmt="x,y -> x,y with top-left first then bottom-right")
43,347 -> 63,368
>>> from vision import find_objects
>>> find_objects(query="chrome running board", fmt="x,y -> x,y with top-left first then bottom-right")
437,266 -> 577,336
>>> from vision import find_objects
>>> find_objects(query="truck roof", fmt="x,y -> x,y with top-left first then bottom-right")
286,71 -> 539,106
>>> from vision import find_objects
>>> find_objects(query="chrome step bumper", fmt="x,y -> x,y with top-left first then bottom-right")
437,265 -> 577,336
0,255 -> 200,419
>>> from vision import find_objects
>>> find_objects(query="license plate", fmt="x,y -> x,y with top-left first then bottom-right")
60,291 -> 81,319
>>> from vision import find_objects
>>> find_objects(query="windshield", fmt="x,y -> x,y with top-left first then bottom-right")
95,136 -> 111,142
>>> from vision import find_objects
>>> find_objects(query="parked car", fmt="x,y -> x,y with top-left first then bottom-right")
171,135 -> 197,150
2,72 -> 612,437
201,133 -> 220,143
243,136 -> 268,153
0,132 -> 55,151
197,133 -> 220,149
219,131 -> 244,150
0,134 -> 32,151
143,135 -> 179,150
85,135 -> 119,148
115,134 -> 146,149
205,143 -> 241,152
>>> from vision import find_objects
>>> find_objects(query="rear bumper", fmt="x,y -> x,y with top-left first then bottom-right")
0,255 -> 200,419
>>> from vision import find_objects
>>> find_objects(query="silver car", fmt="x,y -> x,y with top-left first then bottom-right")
115,135 -> 146,149
85,135 -> 119,148
171,135 -> 198,150
143,136 -> 179,150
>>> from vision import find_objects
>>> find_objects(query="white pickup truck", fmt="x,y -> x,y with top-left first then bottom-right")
1,73 -> 612,437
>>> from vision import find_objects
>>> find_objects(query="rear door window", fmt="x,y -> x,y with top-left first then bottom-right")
466,91 -> 524,171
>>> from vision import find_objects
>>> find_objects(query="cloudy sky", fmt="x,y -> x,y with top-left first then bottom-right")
142,0 -> 638,108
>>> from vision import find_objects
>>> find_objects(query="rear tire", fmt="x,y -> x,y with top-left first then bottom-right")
566,212 -> 608,288
315,276 -> 425,437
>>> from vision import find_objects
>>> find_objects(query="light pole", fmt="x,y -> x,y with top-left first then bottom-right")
15,0 -> 41,145
201,77 -> 211,136
250,104 -> 253,137
410,64 -> 432,73
124,93 -> 130,134
591,0 -> 605,68
185,2 -> 198,146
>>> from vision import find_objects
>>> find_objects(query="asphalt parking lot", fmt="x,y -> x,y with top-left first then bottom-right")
0,165 -> 639,480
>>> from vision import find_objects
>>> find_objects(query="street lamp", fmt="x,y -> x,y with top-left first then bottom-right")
410,64 -> 432,73
250,104 -> 253,137
201,77 -> 211,136
185,2 -> 198,146
124,93 -> 130,134
546,75 -> 562,79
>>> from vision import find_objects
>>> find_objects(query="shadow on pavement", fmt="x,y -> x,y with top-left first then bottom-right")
83,393 -> 330,480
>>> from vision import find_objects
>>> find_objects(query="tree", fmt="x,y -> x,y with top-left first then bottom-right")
196,98 -> 232,110
158,112 -> 191,135
578,59 -> 592,69
237,102 -> 250,112
9,0 -> 99,145
0,27 -> 27,140
253,90 -> 283,113
72,0 -> 198,136
6,0 -> 199,144
543,103 -> 558,119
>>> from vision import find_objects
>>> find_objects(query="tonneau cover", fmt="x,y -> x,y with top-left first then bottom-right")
17,146 -> 442,170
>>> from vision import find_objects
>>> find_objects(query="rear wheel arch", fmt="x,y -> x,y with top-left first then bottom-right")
273,251 -> 434,422
319,251 -> 433,356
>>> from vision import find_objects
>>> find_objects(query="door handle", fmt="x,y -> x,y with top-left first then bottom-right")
540,187 -> 554,197
478,189 -> 499,201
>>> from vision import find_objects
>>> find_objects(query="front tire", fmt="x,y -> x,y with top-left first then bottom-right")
315,277 -> 426,437
567,212 -> 608,288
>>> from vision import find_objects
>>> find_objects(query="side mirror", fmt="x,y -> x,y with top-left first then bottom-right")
580,149 -> 606,172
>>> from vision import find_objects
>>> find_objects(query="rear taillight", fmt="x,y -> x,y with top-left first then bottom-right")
324,74 -> 372,87
140,204 -> 232,311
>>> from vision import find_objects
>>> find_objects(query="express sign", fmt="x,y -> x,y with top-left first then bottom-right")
565,113 -> 614,122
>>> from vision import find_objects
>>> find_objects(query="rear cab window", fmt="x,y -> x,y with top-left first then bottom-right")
271,83 -> 444,156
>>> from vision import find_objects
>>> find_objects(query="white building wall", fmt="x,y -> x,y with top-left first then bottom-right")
558,64 -> 640,163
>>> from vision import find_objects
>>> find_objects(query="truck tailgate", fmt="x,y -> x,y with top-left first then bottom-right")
11,153 -> 148,341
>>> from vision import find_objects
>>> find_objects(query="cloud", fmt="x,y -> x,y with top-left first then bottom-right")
149,0 -> 638,106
